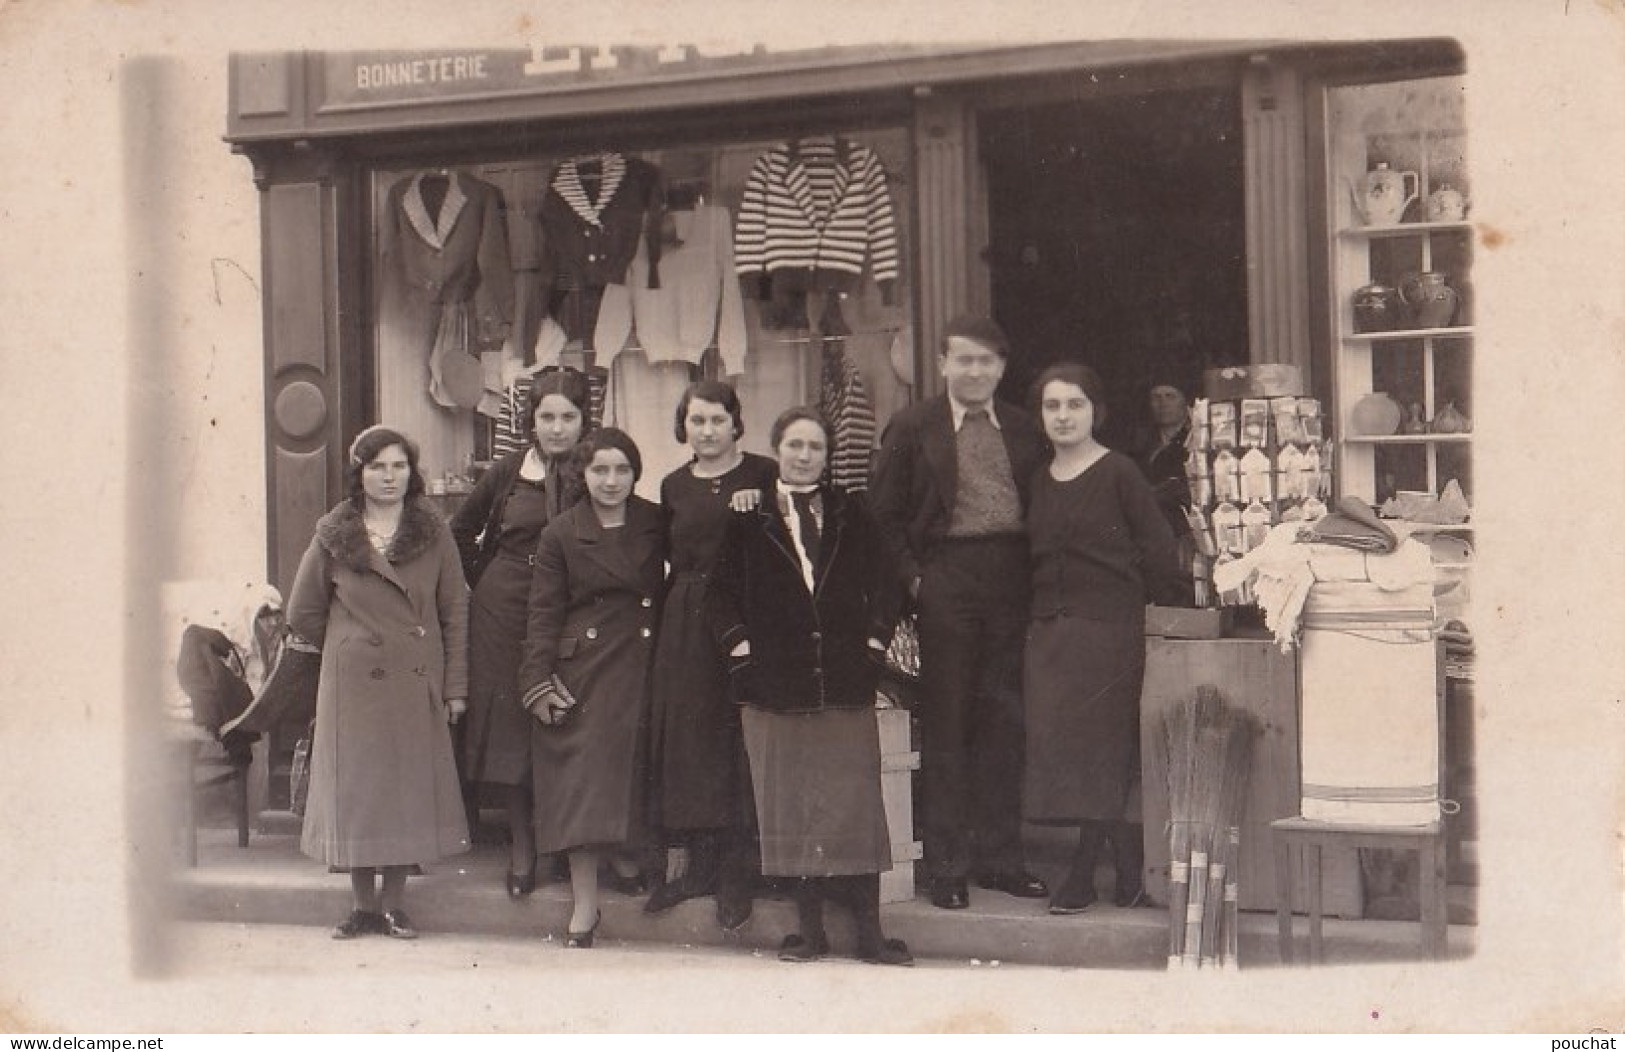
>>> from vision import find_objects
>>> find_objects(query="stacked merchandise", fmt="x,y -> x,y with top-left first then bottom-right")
1182,366 -> 1334,607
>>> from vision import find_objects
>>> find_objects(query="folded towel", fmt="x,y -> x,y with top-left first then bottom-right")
1306,495 -> 1398,553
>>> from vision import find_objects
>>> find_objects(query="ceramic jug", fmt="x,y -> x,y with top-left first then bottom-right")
1425,184 -> 1467,222
1352,283 -> 1403,333
1350,391 -> 1403,437
1399,270 -> 1459,329
1348,162 -> 1420,226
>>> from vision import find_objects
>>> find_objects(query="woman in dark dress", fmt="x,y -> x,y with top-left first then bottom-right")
518,428 -> 667,947
449,369 -> 591,897
644,381 -> 777,928
1022,364 -> 1186,915
707,407 -> 912,966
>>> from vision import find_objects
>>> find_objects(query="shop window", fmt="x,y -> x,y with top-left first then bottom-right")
369,128 -> 914,498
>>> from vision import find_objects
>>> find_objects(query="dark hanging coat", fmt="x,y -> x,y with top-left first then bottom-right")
517,497 -> 667,854
287,498 -> 471,868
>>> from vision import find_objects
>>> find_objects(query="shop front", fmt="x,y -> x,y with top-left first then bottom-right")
221,35 -> 1473,958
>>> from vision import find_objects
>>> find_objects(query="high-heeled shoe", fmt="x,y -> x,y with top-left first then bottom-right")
506,865 -> 538,900
565,910 -> 601,949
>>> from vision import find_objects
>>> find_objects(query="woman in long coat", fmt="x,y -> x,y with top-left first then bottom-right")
518,428 -> 667,947
706,407 -> 912,966
644,380 -> 776,927
289,425 -> 470,939
1022,364 -> 1185,914
450,368 -> 591,897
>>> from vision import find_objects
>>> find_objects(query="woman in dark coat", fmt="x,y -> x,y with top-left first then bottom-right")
1022,364 -> 1186,914
644,381 -> 777,927
288,426 -> 470,939
707,407 -> 912,966
518,428 -> 667,947
450,368 -> 591,897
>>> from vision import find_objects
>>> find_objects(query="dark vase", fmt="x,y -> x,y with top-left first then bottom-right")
1352,284 -> 1403,333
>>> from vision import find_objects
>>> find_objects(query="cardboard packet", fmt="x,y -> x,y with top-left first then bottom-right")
1209,401 -> 1238,450
1240,398 -> 1269,448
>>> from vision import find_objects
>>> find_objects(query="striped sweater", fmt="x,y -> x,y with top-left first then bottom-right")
734,137 -> 899,294
819,338 -> 879,494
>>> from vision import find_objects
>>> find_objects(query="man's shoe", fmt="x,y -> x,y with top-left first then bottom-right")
976,869 -> 1049,899
1048,867 -> 1098,915
929,876 -> 970,910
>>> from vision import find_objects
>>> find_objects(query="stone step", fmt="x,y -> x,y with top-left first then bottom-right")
168,828 -> 1475,969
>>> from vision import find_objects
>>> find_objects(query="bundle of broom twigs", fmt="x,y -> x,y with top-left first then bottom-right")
1158,685 -> 1256,969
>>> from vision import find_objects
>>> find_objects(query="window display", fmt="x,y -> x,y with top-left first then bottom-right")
371,130 -> 912,497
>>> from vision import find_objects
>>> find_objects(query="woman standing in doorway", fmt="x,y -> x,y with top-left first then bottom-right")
450,368 -> 592,898
644,381 -> 776,929
519,428 -> 667,947
289,426 -> 470,939
1023,364 -> 1185,915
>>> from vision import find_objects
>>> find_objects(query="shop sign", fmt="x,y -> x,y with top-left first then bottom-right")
324,43 -> 931,107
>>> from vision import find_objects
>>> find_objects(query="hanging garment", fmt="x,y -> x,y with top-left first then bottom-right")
380,170 -> 515,409
734,136 -> 899,326
818,337 -> 879,494
596,203 -> 749,376
522,153 -> 666,345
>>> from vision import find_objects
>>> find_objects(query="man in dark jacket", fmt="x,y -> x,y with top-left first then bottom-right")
869,316 -> 1049,909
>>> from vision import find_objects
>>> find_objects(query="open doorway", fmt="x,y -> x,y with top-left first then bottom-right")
980,86 -> 1248,450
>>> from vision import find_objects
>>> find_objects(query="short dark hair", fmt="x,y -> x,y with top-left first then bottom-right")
524,367 -> 594,442
673,380 -> 745,444
768,405 -> 830,452
942,315 -> 1012,360
344,426 -> 426,505
573,426 -> 643,484
1031,362 -> 1108,435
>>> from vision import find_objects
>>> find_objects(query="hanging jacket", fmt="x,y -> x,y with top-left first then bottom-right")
734,137 -> 898,298
380,170 -> 515,335
519,153 -> 665,294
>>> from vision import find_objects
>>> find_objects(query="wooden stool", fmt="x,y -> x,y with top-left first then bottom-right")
1271,816 -> 1446,965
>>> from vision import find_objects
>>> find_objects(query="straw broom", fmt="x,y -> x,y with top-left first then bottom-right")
1204,719 -> 1254,967
1160,687 -> 1205,967
1220,826 -> 1243,969
1182,704 -> 1232,968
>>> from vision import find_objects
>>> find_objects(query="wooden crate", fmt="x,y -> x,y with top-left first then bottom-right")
876,706 -> 921,904
1140,635 -> 1363,917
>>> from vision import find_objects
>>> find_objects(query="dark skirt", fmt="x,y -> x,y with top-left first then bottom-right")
531,674 -> 649,857
741,706 -> 891,877
647,573 -> 750,834
1022,615 -> 1146,824
460,552 -> 533,786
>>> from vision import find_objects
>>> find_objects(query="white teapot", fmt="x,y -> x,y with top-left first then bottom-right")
1348,162 -> 1419,226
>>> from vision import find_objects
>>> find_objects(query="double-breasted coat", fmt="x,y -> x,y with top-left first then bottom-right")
288,498 -> 471,868
517,497 -> 667,855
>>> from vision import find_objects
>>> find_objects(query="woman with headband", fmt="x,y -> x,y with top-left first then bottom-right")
288,425 -> 470,939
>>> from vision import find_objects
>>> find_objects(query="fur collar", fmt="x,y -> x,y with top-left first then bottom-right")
314,498 -> 445,574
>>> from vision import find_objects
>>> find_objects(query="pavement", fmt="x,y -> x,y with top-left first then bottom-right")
165,823 -> 1476,972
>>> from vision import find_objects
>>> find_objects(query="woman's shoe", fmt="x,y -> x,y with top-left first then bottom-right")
565,910 -> 602,949
380,909 -> 418,939
776,932 -> 829,963
331,908 -> 383,939
600,867 -> 650,897
506,866 -> 538,900
856,936 -> 915,967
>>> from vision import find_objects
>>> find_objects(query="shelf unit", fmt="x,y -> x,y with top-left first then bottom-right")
1325,76 -> 1473,512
